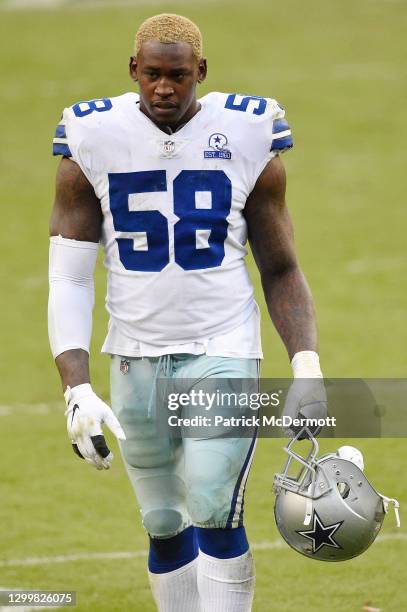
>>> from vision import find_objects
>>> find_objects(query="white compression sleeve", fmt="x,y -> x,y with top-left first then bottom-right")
48,235 -> 99,359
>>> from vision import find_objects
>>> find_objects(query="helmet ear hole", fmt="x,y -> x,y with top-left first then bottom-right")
337,482 -> 350,499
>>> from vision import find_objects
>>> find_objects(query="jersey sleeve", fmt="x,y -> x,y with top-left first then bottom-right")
270,112 -> 293,154
249,97 -> 293,188
267,99 -> 293,155
51,105 -> 93,184
52,110 -> 72,158
209,92 -> 294,194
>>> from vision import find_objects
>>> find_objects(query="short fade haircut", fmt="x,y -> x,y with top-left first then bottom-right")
134,13 -> 203,61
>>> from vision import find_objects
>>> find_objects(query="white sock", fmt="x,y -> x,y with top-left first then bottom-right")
148,557 -> 201,612
197,550 -> 255,612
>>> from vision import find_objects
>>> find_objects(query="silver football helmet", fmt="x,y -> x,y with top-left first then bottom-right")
273,429 -> 400,561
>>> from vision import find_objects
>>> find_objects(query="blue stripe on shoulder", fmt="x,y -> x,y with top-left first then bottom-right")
272,118 -> 290,134
271,135 -> 293,151
54,124 -> 67,139
53,142 -> 72,157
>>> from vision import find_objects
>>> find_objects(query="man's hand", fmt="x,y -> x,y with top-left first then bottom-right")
282,377 -> 327,439
281,351 -> 327,439
64,383 -> 126,470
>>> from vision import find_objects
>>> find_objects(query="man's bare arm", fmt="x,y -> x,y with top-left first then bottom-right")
244,155 -> 318,361
50,157 -> 102,390
50,157 -> 102,241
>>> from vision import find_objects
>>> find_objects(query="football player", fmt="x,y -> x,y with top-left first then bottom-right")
48,13 -> 326,612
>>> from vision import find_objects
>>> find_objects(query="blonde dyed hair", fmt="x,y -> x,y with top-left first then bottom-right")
134,13 -> 203,61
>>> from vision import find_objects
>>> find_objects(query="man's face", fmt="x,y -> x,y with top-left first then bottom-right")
129,40 -> 207,128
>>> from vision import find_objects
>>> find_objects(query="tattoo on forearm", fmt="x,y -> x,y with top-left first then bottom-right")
262,267 -> 318,359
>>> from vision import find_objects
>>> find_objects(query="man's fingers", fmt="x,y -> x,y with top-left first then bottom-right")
84,456 -> 104,470
71,443 -> 85,460
300,401 -> 327,420
103,411 -> 126,440
295,415 -> 322,439
70,423 -> 119,468
90,434 -> 111,459
76,437 -> 106,470
65,388 -> 123,469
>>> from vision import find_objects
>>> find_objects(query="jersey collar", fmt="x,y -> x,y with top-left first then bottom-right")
135,99 -> 207,136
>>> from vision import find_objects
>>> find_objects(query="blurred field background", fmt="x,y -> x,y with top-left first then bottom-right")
0,0 -> 406,610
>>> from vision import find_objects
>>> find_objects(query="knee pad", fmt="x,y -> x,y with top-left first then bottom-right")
143,508 -> 185,539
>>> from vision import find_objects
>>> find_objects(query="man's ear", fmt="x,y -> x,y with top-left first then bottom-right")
197,58 -> 208,84
129,56 -> 138,82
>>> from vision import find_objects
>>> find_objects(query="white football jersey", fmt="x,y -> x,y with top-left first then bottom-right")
53,91 -> 292,352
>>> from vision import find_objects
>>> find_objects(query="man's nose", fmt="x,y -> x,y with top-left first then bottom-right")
155,78 -> 174,97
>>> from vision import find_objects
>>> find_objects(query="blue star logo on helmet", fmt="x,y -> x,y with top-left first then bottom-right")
204,133 -> 232,159
296,511 -> 343,554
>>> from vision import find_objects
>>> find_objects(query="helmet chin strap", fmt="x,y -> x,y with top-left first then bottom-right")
304,476 -> 318,525
379,494 -> 401,527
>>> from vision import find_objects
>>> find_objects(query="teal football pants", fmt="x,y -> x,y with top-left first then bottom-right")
110,353 -> 259,538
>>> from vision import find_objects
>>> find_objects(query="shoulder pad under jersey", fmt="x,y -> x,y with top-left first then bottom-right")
201,92 -> 293,155
52,92 -> 139,158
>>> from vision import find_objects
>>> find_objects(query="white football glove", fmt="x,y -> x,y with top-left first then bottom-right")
64,383 -> 126,470
282,351 -> 327,439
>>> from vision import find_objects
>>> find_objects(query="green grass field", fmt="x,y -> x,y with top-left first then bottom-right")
0,0 -> 406,610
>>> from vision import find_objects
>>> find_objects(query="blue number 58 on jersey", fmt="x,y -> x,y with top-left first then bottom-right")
108,170 -> 232,272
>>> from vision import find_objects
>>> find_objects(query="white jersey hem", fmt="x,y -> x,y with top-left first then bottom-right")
101,303 -> 263,359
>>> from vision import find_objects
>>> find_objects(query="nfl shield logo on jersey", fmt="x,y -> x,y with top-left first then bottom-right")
163,140 -> 175,155
204,133 -> 232,159
120,359 -> 130,375
155,138 -> 188,158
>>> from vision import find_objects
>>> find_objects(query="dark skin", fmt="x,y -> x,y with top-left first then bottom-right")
129,41 -> 207,130
244,157 -> 317,356
50,159 -> 101,388
50,41 -> 317,391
